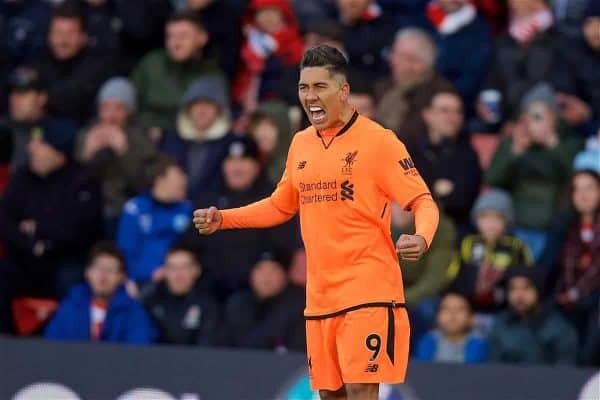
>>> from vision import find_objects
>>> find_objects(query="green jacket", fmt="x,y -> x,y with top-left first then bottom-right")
485,129 -> 582,230
398,212 -> 456,305
131,49 -> 223,131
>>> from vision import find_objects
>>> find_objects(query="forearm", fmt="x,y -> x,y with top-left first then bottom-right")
410,194 -> 439,250
221,198 -> 296,230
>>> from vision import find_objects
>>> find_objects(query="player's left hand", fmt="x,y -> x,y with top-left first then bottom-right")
396,234 -> 427,261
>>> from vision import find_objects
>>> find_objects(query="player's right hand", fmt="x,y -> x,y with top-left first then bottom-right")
193,207 -> 222,235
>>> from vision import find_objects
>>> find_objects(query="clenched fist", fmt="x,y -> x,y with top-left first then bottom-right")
193,207 -> 222,235
396,234 -> 427,262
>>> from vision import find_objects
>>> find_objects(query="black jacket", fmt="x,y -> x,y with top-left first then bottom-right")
32,47 -> 115,122
0,162 -> 103,270
142,280 -> 222,346
410,135 -> 481,227
182,175 -> 299,300
224,285 -> 306,351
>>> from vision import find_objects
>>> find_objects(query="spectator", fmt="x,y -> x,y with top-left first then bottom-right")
233,0 -> 304,113
549,0 -> 591,40
447,189 -> 533,311
374,28 -> 454,148
335,0 -> 398,81
77,77 -> 159,232
560,2 -> 600,137
182,136 -> 298,300
0,123 -> 103,333
427,0 -> 493,110
485,83 -> 583,260
556,168 -> 600,336
142,244 -> 221,346
247,101 -> 293,184
132,10 -> 223,131
393,206 -> 456,308
0,125 -> 12,193
116,157 -> 192,286
411,90 -> 481,228
347,72 -> 377,119
224,247 -> 306,351
45,241 -> 156,344
477,0 -> 575,126
74,0 -> 122,59
415,291 -> 489,364
185,0 -> 243,80
0,0 -> 52,65
489,266 -> 578,364
32,3 -> 115,122
1,67 -> 78,170
159,76 -> 235,199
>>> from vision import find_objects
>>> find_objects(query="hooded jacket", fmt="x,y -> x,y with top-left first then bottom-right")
45,283 -> 156,344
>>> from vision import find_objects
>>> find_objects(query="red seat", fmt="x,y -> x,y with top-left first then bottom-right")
12,297 -> 59,336
470,133 -> 501,171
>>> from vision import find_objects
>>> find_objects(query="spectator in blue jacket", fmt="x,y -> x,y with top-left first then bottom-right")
116,156 -> 192,286
45,241 -> 156,344
415,291 -> 489,364
427,0 -> 493,112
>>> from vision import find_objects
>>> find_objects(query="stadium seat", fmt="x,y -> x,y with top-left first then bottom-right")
12,298 -> 58,336
470,133 -> 501,171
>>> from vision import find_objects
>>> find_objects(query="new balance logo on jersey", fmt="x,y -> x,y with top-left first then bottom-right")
398,157 -> 415,171
297,161 -> 307,170
341,180 -> 354,201
365,364 -> 379,373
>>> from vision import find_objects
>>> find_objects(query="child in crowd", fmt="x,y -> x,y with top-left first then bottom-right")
447,189 -> 533,311
415,291 -> 488,363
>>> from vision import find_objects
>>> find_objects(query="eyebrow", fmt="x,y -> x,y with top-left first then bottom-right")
298,81 -> 329,88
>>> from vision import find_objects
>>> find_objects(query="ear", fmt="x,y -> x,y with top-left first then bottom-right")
197,29 -> 209,48
422,107 -> 432,124
340,82 -> 350,102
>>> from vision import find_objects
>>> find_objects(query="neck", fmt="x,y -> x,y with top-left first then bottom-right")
151,188 -> 169,203
320,106 -> 355,136
444,331 -> 468,343
428,130 -> 444,145
93,294 -> 111,303
582,213 -> 595,224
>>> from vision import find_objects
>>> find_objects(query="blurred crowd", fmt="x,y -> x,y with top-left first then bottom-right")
0,0 -> 598,368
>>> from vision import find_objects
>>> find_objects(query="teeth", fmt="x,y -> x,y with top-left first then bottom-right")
309,106 -> 323,112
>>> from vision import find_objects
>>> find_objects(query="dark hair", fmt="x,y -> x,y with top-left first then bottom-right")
52,1 -> 86,31
347,71 -> 374,98
300,45 -> 348,78
247,110 -> 276,135
166,243 -> 201,266
87,241 -> 127,273
304,21 -> 344,43
429,89 -> 463,107
439,290 -> 474,313
146,155 -> 181,185
167,9 -> 205,31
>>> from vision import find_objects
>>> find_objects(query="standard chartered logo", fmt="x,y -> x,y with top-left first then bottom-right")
299,180 -> 339,205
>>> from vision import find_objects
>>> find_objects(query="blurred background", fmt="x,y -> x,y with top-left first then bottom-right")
0,0 -> 598,399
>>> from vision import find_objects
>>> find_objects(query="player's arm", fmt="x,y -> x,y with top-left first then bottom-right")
194,142 -> 299,235
374,131 -> 439,258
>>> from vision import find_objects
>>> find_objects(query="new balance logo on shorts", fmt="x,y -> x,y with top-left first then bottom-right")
364,364 -> 379,373
341,180 -> 354,201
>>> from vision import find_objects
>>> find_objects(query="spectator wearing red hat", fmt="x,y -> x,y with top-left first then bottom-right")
233,0 -> 304,114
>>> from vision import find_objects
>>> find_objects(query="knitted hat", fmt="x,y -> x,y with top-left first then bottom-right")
471,188 -> 514,226
254,246 -> 293,271
225,136 -> 259,161
30,119 -> 79,156
520,82 -> 559,114
573,149 -> 600,175
8,67 -> 47,92
97,77 -> 137,112
181,76 -> 229,110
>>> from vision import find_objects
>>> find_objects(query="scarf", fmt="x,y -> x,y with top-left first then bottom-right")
427,2 -> 477,35
509,9 -> 554,44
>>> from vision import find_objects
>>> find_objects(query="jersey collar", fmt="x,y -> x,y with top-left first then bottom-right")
316,110 -> 359,139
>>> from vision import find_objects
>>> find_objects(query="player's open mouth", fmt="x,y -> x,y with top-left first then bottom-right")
309,106 -> 326,123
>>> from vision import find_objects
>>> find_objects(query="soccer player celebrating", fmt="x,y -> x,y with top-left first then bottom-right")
193,45 -> 439,400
